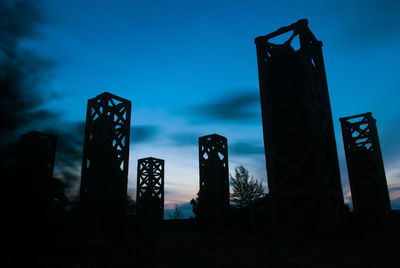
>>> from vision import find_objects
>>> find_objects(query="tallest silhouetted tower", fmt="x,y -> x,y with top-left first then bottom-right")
80,92 -> 131,230
255,19 -> 345,235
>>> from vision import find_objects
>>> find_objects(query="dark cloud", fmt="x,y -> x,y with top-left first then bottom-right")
335,0 -> 400,46
53,122 -> 85,165
0,0 -> 55,145
168,132 -> 199,147
380,116 -> 400,165
54,167 -> 80,197
52,122 -> 160,196
389,186 -> 400,192
187,90 -> 260,123
131,125 -> 158,144
39,121 -> 84,197
231,141 -> 264,156
0,1 -> 84,198
48,123 -> 160,196
51,123 -> 160,197
0,0 -> 41,55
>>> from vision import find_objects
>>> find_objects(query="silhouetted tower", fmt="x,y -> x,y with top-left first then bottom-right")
136,157 -> 165,221
340,112 -> 391,228
80,92 -> 131,229
255,19 -> 345,235
198,134 -> 229,224
18,131 -> 57,217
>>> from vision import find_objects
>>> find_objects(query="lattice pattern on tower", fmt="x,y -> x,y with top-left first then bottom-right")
80,92 -> 131,227
136,157 -> 164,220
340,112 -> 391,226
254,19 -> 345,234
198,134 -> 229,224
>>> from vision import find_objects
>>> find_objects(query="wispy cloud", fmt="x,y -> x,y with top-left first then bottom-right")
230,140 -> 264,156
330,0 -> 400,46
131,125 -> 159,144
389,183 -> 400,203
186,89 -> 260,124
168,132 -> 199,147
164,183 -> 196,204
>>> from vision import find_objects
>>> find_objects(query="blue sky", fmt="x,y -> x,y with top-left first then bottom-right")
15,0 -> 400,216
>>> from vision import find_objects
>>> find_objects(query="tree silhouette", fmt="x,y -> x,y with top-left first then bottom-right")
230,165 -> 264,208
127,195 -> 136,215
190,192 -> 200,218
170,204 -> 184,219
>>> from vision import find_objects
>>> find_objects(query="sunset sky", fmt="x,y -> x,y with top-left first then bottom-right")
8,0 -> 400,217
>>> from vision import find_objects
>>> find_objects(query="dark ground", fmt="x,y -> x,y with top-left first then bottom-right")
4,212 -> 400,268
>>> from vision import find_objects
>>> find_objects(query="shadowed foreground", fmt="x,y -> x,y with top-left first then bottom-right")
5,215 -> 400,268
